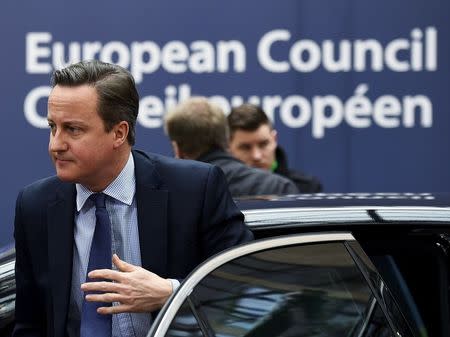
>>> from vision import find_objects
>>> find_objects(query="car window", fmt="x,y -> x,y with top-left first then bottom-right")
164,242 -> 394,337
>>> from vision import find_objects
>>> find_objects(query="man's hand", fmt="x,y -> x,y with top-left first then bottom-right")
81,254 -> 173,314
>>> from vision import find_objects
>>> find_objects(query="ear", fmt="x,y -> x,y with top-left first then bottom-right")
271,129 -> 278,144
112,121 -> 129,148
171,141 -> 181,158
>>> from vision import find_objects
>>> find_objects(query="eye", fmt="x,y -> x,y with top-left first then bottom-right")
48,122 -> 56,135
259,140 -> 270,149
66,125 -> 82,135
238,144 -> 251,152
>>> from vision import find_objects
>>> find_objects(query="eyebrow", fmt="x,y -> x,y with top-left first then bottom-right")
47,118 -> 87,124
47,119 -> 89,129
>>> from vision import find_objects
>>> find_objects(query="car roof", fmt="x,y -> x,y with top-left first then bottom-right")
236,193 -> 450,228
236,192 -> 450,208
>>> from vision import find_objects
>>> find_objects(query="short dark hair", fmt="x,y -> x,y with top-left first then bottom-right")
165,97 -> 229,159
227,104 -> 272,138
51,60 -> 139,145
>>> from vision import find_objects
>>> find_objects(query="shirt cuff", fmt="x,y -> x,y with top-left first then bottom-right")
168,278 -> 180,292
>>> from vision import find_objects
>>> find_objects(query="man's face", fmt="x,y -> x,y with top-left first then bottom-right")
229,124 -> 277,170
47,84 -> 120,191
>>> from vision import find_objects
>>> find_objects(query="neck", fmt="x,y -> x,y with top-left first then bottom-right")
85,147 -> 131,192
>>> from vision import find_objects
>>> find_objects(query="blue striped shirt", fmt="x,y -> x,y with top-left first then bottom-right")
69,153 -> 151,337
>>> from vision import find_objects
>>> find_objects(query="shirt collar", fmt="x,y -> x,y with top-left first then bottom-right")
76,153 -> 136,211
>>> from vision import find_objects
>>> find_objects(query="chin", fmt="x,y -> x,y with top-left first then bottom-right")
55,171 -> 78,183
254,164 -> 268,170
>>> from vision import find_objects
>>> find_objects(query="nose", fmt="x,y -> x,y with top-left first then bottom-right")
49,130 -> 68,153
250,147 -> 262,162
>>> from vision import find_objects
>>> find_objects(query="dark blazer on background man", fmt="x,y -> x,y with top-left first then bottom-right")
13,149 -> 253,337
197,148 -> 299,197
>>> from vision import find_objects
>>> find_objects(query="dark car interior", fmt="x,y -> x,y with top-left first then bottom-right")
252,225 -> 450,337
356,230 -> 450,337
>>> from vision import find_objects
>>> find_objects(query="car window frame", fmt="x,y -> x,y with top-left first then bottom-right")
150,232 -> 376,336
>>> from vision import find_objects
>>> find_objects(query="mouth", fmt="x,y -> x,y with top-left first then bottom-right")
54,157 -> 72,164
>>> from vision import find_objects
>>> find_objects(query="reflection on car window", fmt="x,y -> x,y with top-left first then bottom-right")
166,243 -> 393,337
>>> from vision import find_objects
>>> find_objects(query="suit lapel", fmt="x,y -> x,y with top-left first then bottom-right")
133,150 -> 168,277
44,151 -> 168,335
47,183 -> 76,337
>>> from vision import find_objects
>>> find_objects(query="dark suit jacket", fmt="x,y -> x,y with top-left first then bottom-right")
274,146 -> 323,193
13,150 -> 253,337
197,148 -> 299,197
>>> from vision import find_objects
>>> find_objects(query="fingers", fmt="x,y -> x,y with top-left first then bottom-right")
112,254 -> 136,272
96,303 -> 160,315
81,280 -> 125,293
81,259 -> 171,315
87,256 -> 138,280
85,292 -> 127,303
87,268 -> 124,282
97,304 -> 134,315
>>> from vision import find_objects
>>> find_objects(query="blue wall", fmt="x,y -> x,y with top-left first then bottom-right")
1,0 -> 449,245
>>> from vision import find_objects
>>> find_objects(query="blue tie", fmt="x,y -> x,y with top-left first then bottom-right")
80,193 -> 112,337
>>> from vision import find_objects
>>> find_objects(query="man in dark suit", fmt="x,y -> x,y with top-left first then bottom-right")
13,60 -> 253,337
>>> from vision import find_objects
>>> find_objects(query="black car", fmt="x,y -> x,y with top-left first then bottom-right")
0,242 -> 15,336
1,193 -> 449,337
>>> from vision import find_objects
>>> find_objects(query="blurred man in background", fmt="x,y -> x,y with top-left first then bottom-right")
164,97 -> 299,197
228,104 -> 323,193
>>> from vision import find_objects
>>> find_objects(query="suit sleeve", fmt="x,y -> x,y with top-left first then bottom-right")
199,165 -> 254,259
13,190 -> 45,337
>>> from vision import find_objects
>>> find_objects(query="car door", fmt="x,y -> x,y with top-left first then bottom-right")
147,232 -> 417,337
